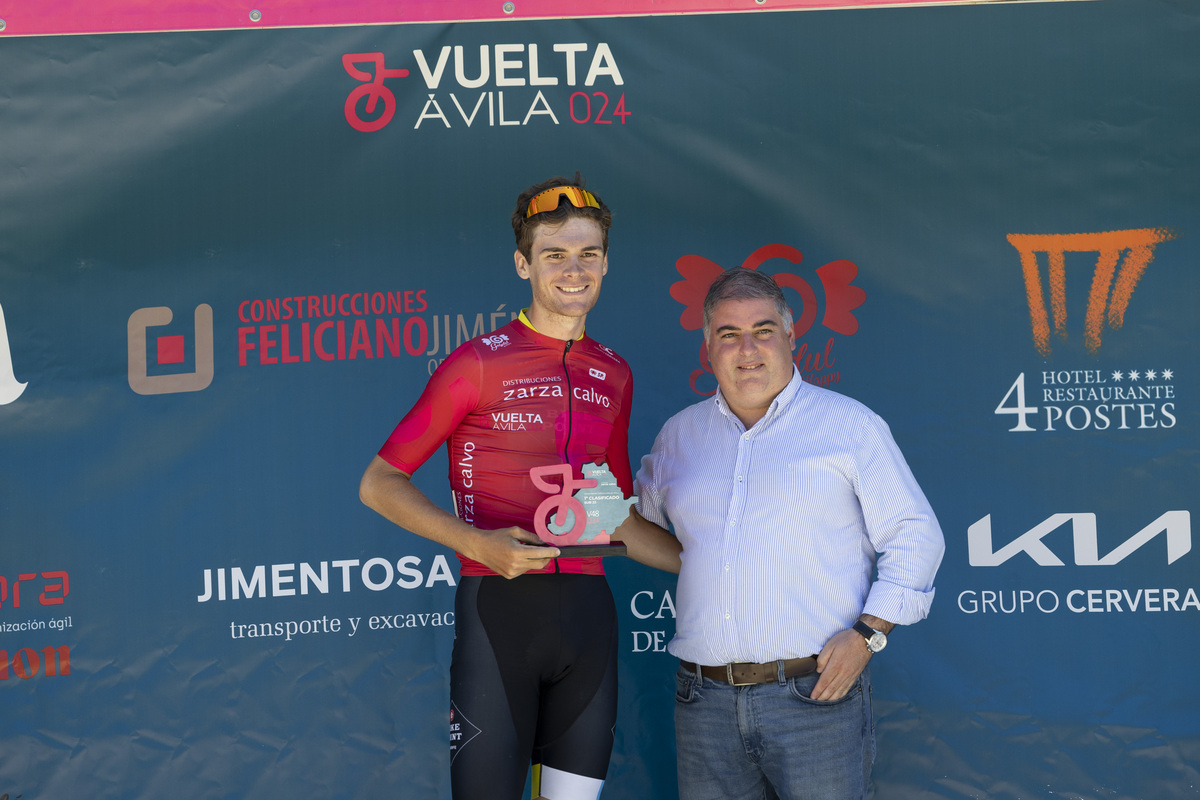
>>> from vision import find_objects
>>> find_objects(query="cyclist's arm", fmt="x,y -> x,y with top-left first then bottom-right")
361,343 -> 557,579
359,457 -> 557,579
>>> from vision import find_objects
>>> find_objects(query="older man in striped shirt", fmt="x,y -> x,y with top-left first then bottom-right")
634,268 -> 945,800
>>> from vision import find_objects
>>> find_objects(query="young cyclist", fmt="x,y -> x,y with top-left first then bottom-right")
361,175 -> 677,800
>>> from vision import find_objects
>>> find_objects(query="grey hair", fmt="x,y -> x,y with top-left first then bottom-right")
702,268 -> 794,340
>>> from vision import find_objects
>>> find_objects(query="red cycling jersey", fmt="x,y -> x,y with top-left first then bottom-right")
377,317 -> 634,576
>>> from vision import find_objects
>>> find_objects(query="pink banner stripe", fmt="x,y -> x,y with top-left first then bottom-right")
2,0 -> 957,37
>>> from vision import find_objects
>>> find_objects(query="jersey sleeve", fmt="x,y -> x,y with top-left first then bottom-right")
377,344 -> 482,476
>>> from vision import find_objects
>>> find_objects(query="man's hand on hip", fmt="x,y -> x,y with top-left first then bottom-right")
811,629 -> 872,701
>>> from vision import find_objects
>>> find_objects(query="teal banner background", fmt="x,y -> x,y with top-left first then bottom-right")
2,2 -> 1198,798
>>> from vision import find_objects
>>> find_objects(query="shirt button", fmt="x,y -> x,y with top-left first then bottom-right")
737,475 -> 743,482
725,612 -> 731,619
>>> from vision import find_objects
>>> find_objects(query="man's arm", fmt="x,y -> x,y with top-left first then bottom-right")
857,414 -> 945,624
809,414 -> 946,700
597,366 -> 684,571
611,506 -> 681,574
359,455 -> 559,579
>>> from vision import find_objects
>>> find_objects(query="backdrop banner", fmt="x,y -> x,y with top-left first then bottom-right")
0,0 -> 968,37
1,2 -> 1198,798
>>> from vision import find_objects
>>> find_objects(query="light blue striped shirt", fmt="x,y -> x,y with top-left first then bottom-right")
636,368 -> 944,665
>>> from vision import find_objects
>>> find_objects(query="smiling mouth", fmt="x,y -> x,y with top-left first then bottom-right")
557,285 -> 589,294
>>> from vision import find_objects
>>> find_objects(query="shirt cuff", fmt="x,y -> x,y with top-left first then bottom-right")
862,580 -> 937,627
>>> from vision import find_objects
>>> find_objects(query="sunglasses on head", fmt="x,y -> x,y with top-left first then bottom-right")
524,186 -> 601,218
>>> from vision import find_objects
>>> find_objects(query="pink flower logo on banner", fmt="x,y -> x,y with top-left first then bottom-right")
670,244 -> 867,395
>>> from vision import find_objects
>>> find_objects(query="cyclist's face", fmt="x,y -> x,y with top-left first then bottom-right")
514,217 -> 608,337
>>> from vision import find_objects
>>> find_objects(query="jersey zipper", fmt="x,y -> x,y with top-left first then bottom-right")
561,338 -> 574,463
553,338 -> 575,573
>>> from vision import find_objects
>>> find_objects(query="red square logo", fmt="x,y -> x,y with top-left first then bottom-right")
156,335 -> 186,365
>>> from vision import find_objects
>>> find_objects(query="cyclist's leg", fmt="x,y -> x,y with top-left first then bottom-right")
533,575 -> 619,800
450,576 -> 539,800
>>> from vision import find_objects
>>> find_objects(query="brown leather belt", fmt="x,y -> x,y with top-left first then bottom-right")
681,656 -> 819,686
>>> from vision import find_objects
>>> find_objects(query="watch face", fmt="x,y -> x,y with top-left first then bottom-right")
867,632 -> 887,653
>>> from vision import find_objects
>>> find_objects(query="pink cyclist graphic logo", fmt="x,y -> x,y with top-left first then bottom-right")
343,52 -> 410,132
529,463 -> 598,546
671,244 -> 867,395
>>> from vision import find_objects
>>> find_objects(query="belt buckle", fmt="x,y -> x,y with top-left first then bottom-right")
726,662 -> 755,686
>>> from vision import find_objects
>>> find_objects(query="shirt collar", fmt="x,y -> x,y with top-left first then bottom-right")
518,308 -> 585,341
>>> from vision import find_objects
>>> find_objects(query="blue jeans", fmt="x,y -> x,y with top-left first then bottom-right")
674,664 -> 875,800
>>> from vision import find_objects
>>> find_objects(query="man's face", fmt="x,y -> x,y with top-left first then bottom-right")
515,216 -> 608,329
705,297 -> 796,426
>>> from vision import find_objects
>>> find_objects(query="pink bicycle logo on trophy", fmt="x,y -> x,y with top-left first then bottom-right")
529,462 -> 633,556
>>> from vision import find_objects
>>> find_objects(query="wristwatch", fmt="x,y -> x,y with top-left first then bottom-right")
853,620 -> 887,654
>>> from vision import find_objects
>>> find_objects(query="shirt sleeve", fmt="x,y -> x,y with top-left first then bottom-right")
854,413 -> 946,626
376,344 -> 481,476
634,426 -> 671,529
